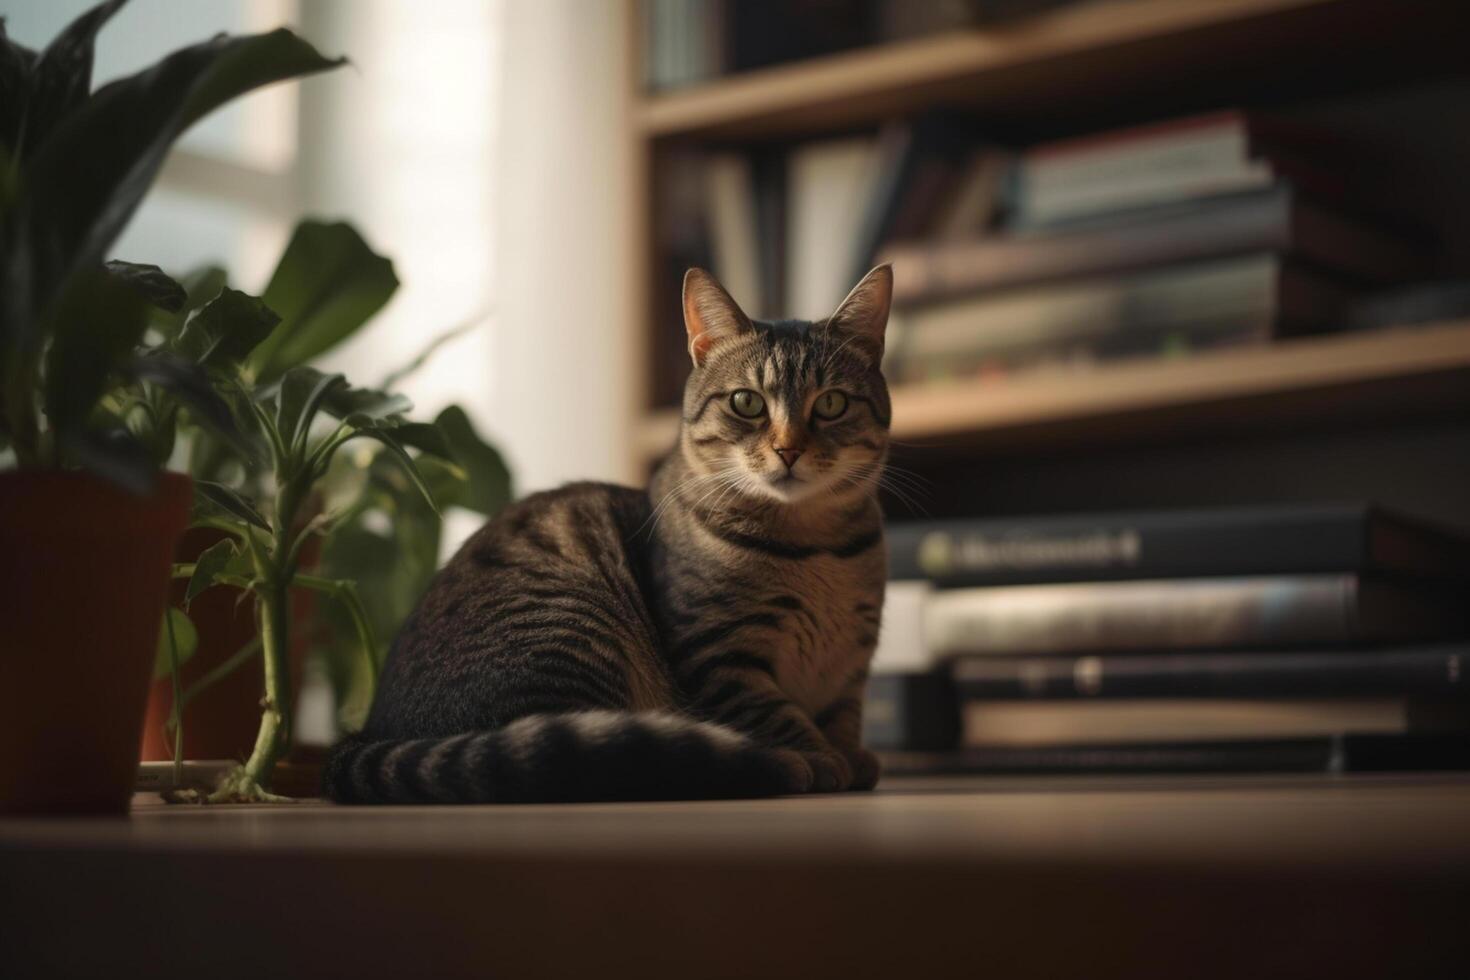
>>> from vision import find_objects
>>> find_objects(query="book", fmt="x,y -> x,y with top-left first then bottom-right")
750,148 -> 788,322
886,503 -> 1470,587
878,734 -> 1470,774
953,645 -> 1470,700
923,575 -> 1466,657
1013,110 -> 1346,228
786,136 -> 882,316
870,580 -> 933,674
884,184 -> 1423,305
883,252 -> 1348,386
863,671 -> 961,752
1344,279 -> 1470,332
929,148 -> 1014,240
960,697 -> 1469,746
704,153 -> 762,314
651,147 -> 715,406
726,0 -> 877,75
643,0 -> 728,90
851,113 -> 977,284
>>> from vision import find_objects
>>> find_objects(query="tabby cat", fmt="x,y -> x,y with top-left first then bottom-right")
324,264 -> 893,803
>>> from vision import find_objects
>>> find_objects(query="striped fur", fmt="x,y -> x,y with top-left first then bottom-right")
325,266 -> 893,803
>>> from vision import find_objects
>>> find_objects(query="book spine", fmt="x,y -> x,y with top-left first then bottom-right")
879,738 -> 1338,774
922,575 -> 1365,656
1016,117 -> 1271,227
887,253 -> 1288,380
862,672 -> 961,751
886,186 -> 1292,302
886,509 -> 1371,585
879,735 -> 1470,775
953,647 -> 1470,699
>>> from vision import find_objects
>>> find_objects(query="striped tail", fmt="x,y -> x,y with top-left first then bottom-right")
322,710 -> 806,804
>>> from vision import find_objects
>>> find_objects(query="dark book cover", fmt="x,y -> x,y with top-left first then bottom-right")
749,147 -> 788,321
953,646 -> 1470,700
650,148 -> 714,408
887,503 -> 1470,587
726,0 -> 878,74
883,183 -> 1426,305
879,733 -> 1470,775
863,671 -> 961,751
851,112 -> 976,284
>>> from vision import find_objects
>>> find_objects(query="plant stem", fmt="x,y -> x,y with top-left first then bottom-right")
240,582 -> 291,789
164,609 -> 185,786
232,474 -> 304,795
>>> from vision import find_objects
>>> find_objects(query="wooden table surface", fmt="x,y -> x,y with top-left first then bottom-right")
4,773 -> 1468,978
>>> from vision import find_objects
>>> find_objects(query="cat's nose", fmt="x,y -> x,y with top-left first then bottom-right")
774,447 -> 803,471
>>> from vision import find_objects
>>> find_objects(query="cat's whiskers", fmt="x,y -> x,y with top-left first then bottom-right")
675,464 -> 750,528
642,463 -> 744,538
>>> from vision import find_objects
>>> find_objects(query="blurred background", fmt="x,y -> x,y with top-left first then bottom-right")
9,0 -> 1470,765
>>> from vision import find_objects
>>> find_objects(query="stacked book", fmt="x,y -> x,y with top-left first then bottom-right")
865,503 -> 1470,773
879,111 -> 1427,387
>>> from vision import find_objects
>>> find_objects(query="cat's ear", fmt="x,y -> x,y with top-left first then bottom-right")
683,268 -> 752,366
828,264 -> 893,362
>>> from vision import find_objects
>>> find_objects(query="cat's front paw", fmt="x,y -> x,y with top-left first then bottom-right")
843,746 -> 881,791
801,749 -> 854,793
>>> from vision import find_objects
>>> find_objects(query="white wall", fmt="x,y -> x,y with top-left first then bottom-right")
303,0 -> 637,511
492,0 -> 639,493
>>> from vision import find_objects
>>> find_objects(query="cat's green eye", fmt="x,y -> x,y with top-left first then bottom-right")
730,389 -> 766,418
813,390 -> 849,421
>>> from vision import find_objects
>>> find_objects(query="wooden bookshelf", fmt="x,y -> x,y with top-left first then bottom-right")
636,0 -> 1469,141
623,0 -> 1470,503
635,320 -> 1470,460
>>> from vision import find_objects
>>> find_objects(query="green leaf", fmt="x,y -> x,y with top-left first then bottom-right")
153,606 -> 199,680
391,421 -> 453,460
126,351 -> 256,462
250,221 -> 398,382
172,287 -> 279,370
151,264 -> 228,338
194,479 -> 269,530
43,265 -> 153,437
2,28 -> 344,357
179,264 -> 228,311
435,405 -> 512,515
15,1 -> 128,161
410,452 -> 469,510
342,417 -> 440,516
185,537 -> 250,604
0,21 -> 39,158
321,384 -> 411,421
104,260 -> 186,312
274,365 -> 346,455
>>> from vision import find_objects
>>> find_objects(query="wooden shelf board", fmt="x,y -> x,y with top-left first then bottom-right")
636,320 -> 1470,460
637,0 -> 1367,139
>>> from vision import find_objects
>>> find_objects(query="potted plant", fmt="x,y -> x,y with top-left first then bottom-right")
137,218 -> 399,767
160,357 -> 482,802
0,1 -> 342,813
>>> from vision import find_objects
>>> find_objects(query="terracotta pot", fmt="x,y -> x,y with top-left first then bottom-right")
139,530 -> 319,763
0,470 -> 193,814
